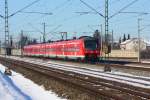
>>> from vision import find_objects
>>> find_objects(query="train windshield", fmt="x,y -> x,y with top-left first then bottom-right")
84,40 -> 97,50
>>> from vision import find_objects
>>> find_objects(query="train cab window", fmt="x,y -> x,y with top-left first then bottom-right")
84,40 -> 97,50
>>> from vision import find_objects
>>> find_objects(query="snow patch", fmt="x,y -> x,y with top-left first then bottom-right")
0,64 -> 66,100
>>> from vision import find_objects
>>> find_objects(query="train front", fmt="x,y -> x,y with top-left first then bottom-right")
83,37 -> 100,61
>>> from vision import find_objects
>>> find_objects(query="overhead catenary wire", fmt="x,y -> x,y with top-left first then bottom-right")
139,24 -> 150,31
79,0 -> 121,17
96,0 -> 121,12
110,0 -> 121,5
109,14 -> 140,24
9,0 -> 41,17
16,0 -> 90,37
109,11 -> 149,25
109,0 -> 139,19
46,25 -> 62,35
44,0 -> 104,40
3,0 -> 148,43
120,11 -> 149,15
0,15 -> 4,19
46,13 -> 88,27
19,0 -> 73,31
76,0 -> 121,16
20,11 -> 53,15
80,0 -> 104,18
0,0 -> 42,45
33,0 -> 73,21
52,0 -> 72,11
27,22 -> 62,41
60,14 -> 86,23
28,23 -> 43,34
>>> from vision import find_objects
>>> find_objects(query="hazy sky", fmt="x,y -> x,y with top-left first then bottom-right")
0,0 -> 150,42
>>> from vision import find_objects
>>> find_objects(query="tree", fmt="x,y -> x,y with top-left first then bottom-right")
10,35 -> 13,47
93,30 -> 100,39
93,30 -> 101,48
119,37 -> 121,43
122,34 -> 126,42
127,34 -> 130,40
47,40 -> 52,43
19,34 -> 30,48
27,38 -> 38,45
32,39 -> 37,44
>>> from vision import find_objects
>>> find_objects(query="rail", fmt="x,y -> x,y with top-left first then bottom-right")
0,56 -> 150,99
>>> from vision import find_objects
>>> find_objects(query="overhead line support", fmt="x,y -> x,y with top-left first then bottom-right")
138,18 -> 142,62
43,23 -> 46,43
105,0 -> 109,44
5,0 -> 10,56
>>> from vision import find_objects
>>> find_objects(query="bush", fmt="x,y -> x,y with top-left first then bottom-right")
141,50 -> 150,59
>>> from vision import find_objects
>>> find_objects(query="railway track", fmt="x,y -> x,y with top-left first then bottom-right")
10,55 -> 150,71
31,58 -> 150,71
0,56 -> 150,99
15,57 -> 150,82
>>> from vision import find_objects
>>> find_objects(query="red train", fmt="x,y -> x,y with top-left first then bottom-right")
23,36 -> 101,61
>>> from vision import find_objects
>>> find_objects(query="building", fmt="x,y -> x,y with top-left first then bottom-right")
120,38 -> 147,51
143,40 -> 150,50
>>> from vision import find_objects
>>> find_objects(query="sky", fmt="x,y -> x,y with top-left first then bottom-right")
0,0 -> 150,42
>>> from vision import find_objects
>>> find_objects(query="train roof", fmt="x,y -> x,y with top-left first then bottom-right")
24,36 -> 96,48
79,36 -> 97,41
79,36 -> 93,39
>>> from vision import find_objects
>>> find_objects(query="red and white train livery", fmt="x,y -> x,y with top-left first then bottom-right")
23,36 -> 101,61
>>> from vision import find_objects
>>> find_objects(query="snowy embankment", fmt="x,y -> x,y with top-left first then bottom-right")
6,56 -> 150,89
0,64 -> 66,100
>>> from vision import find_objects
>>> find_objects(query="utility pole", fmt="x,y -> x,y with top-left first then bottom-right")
100,24 -> 103,54
40,36 -> 41,43
111,30 -> 114,49
4,0 -> 12,75
105,0 -> 109,45
0,40 -> 1,54
104,0 -> 109,58
66,32 -> 67,40
104,0 -> 111,72
138,18 -> 142,62
5,0 -> 10,56
42,23 -> 47,58
21,30 -> 23,57
104,0 -> 109,60
43,22 -> 46,43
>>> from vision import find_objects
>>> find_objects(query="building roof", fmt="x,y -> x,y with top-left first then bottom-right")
143,40 -> 150,46
120,38 -> 136,45
120,38 -> 149,45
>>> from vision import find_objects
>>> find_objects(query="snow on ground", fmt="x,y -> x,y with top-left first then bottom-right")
0,64 -> 66,100
6,56 -> 150,88
0,75 -> 20,100
23,58 -> 150,88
